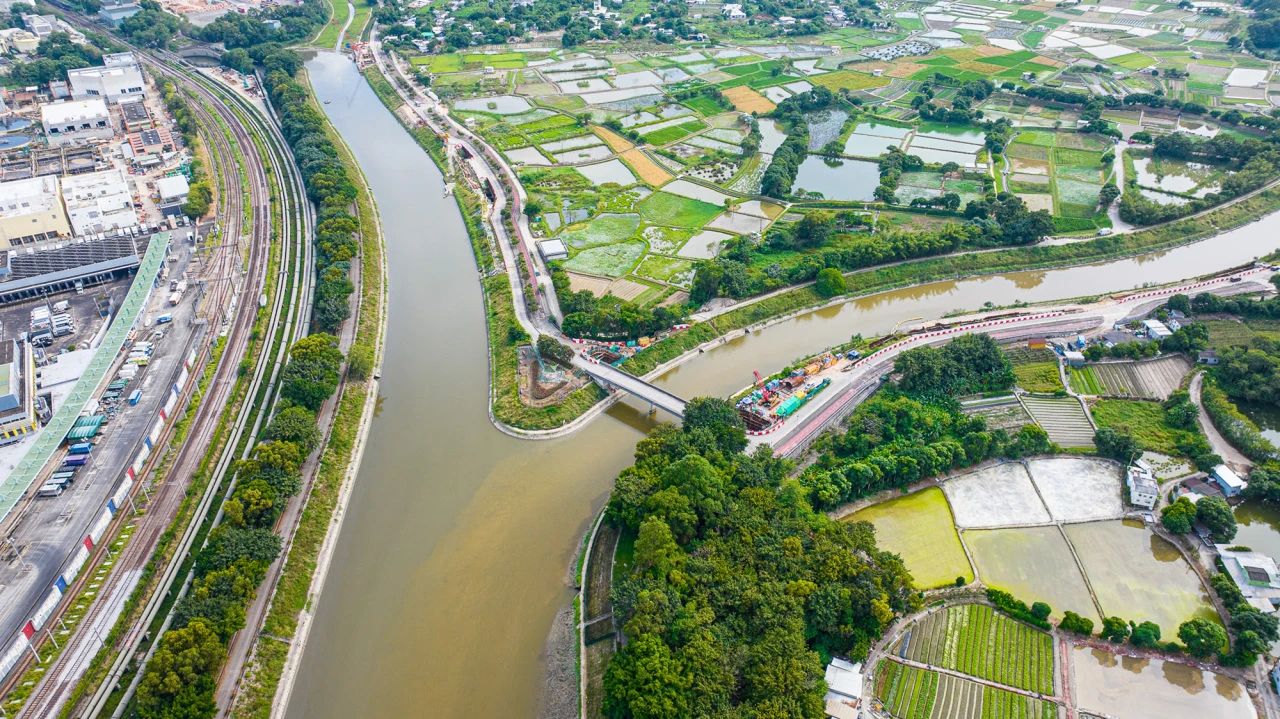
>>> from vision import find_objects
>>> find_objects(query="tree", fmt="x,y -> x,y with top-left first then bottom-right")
794,211 -> 834,249
633,516 -> 683,580
1101,616 -> 1130,642
1231,606 -> 1280,656
263,406 -> 320,454
136,618 -> 223,718
815,268 -> 846,298
1196,496 -> 1238,542
1031,602 -> 1052,621
346,344 -> 374,381
1161,496 -> 1198,534
537,334 -> 574,365
1060,611 -> 1094,635
1178,617 -> 1227,657
1130,620 -> 1161,648
1095,427 -> 1140,463
281,333 -> 344,410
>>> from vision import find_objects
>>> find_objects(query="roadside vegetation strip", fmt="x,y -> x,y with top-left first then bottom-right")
229,69 -> 386,719
623,186 -> 1280,379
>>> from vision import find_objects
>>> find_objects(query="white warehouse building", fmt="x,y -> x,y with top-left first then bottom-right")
41,98 -> 113,146
61,168 -> 138,237
67,52 -> 145,104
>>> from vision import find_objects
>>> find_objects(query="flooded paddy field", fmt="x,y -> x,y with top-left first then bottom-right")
964,525 -> 1100,625
845,487 -> 972,589
1072,646 -> 1255,719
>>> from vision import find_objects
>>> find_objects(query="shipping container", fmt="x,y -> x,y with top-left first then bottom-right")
156,314 -> 173,324
51,471 -> 76,482
68,442 -> 93,455
37,484 -> 63,498
62,455 -> 87,467
168,292 -> 181,306
128,389 -> 142,406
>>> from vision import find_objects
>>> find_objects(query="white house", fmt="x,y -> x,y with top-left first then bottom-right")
60,168 -> 138,236
41,98 -> 113,147
67,53 -> 145,105
722,3 -> 746,19
823,658 -> 863,719
1126,462 -> 1158,509
1213,465 -> 1247,497
1142,319 -> 1172,339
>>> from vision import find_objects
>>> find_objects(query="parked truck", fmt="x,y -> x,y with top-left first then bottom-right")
68,442 -> 93,454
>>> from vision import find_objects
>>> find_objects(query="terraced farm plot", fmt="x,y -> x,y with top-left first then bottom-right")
1078,356 -> 1191,400
878,662 -> 1057,719
1021,396 -> 1094,448
846,488 -> 973,588
961,396 -> 1034,432
637,192 -> 722,227
893,603 -> 1056,695
877,662 -> 939,719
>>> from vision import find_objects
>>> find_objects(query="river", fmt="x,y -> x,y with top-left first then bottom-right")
290,51 -> 1280,718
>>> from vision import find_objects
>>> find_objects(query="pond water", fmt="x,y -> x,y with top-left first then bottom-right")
1140,188 -> 1191,206
758,119 -> 787,155
0,118 -> 31,133
905,146 -> 979,168
916,124 -> 986,145
1240,402 -> 1280,445
852,121 -> 913,139
1132,157 -> 1220,197
806,109 -> 848,151
965,525 -> 1101,625
844,133 -> 902,158
793,156 -> 879,201
0,135 -> 29,150
453,95 -> 532,114
574,159 -> 637,186
1072,646 -> 1255,719
1236,501 -> 1280,559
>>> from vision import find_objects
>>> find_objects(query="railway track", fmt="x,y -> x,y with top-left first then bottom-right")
6,44 -> 313,719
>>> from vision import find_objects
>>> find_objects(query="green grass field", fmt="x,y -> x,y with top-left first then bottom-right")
563,241 -> 645,277
643,120 -> 706,146
561,214 -> 641,249
637,192 -> 722,228
1091,399 -> 1197,455
846,488 -> 972,588
1014,362 -> 1062,393
683,95 -> 726,116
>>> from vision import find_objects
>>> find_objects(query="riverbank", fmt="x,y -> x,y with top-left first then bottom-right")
359,59 -> 608,432
229,67 -> 389,719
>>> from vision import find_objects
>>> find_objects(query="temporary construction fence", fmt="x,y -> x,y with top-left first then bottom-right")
0,233 -> 171,529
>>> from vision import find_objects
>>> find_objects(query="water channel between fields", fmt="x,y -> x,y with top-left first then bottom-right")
289,51 -> 1280,719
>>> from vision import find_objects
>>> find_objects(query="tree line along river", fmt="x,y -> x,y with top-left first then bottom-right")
289,51 -> 1280,719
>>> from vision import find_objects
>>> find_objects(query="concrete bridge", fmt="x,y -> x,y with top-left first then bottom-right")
573,358 -> 687,418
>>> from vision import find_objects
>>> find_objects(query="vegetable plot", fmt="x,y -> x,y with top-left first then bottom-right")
893,604 -> 1055,695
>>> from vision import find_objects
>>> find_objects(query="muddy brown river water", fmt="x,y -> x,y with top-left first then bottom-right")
288,51 -> 1280,718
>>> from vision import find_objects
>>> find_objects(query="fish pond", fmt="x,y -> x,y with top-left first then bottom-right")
793,156 -> 879,201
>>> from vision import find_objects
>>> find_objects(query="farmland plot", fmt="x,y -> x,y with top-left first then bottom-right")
893,604 -> 1055,694
1084,356 -> 1191,400
1021,396 -> 1094,448
876,662 -> 1058,719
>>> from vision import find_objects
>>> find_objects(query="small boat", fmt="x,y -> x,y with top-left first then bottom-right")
324,100 -> 332,105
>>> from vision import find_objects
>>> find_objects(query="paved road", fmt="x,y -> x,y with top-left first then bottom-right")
1189,371 -> 1253,472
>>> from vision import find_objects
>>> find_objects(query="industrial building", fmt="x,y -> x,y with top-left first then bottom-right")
98,0 -> 141,25
120,98 -> 152,132
0,27 -> 38,54
41,99 -> 113,147
0,339 -> 37,445
0,231 -> 157,303
67,53 -> 145,105
0,175 -> 71,247
155,175 -> 189,217
61,168 -> 138,237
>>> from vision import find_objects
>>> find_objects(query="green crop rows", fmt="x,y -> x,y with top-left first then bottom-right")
894,604 -> 1055,694
877,662 -> 1058,719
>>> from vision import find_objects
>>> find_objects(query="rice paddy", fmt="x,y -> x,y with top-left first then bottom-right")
846,488 -> 973,589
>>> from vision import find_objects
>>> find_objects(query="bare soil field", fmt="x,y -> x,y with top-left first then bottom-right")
1027,457 -> 1124,523
1086,355 -> 1191,400
943,463 -> 1050,528
722,86 -> 776,113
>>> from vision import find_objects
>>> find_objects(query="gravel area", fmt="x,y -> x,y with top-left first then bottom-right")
943,463 -> 1050,528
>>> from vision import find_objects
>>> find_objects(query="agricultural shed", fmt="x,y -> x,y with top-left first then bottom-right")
1218,546 -> 1280,613
1213,465 -> 1247,497
1198,350 -> 1219,365
1142,319 -> 1172,340
1063,350 -> 1085,368
537,239 -> 568,261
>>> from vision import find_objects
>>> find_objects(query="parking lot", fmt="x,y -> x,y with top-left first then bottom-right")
0,239 -> 205,652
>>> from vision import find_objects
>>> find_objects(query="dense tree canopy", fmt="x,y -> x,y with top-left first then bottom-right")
603,398 -> 917,718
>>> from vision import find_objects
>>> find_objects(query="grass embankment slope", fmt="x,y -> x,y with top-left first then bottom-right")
231,73 -> 386,719
361,65 -> 605,429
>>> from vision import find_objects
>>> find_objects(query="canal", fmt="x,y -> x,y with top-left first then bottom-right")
291,51 -> 1280,718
